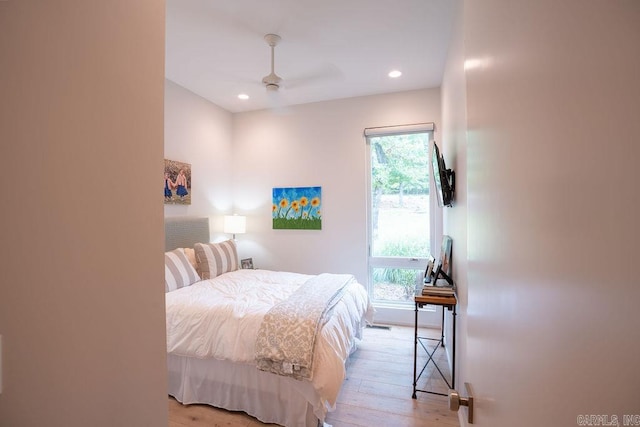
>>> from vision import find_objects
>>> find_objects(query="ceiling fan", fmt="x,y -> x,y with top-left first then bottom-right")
261,34 -> 283,92
258,33 -> 342,112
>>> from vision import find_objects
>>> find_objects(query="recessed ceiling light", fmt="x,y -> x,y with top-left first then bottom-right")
388,70 -> 402,78
238,94 -> 249,100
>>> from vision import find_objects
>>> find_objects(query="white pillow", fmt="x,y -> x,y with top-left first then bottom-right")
165,248 -> 201,292
194,240 -> 239,280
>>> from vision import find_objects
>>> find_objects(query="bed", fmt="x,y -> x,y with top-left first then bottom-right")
164,217 -> 374,427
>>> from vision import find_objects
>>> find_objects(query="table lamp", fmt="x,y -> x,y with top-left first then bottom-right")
224,214 -> 246,240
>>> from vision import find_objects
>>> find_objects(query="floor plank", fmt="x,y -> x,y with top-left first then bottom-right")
168,325 -> 460,427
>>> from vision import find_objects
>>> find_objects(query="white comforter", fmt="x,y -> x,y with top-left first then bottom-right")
165,269 -> 374,407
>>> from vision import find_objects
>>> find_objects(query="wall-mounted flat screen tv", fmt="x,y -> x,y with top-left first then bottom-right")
431,142 -> 455,207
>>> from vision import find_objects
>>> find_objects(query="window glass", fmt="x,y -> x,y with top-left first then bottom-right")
368,132 -> 430,304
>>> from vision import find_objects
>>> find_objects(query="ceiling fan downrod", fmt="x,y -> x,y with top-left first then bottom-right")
262,34 -> 282,91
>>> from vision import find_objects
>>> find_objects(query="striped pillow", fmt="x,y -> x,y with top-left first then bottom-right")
165,248 -> 201,293
194,240 -> 239,279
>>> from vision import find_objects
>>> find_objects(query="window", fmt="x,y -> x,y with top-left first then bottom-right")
365,124 -> 436,306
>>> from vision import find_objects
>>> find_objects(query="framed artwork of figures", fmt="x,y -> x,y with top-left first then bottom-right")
164,159 -> 191,205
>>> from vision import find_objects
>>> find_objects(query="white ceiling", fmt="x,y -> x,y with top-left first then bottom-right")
165,0 -> 457,113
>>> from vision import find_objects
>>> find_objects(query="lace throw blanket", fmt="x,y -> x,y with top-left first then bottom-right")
255,273 -> 353,380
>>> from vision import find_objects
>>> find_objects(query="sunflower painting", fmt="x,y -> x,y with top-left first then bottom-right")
272,186 -> 322,230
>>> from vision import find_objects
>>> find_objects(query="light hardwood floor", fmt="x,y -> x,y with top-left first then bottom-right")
168,325 -> 460,427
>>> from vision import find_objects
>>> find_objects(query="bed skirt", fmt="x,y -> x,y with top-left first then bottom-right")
168,354 -> 323,427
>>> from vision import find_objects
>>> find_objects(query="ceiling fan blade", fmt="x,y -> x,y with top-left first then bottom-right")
266,89 -> 292,114
283,63 -> 343,89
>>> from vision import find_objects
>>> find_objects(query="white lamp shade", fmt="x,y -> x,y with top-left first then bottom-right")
224,215 -> 246,234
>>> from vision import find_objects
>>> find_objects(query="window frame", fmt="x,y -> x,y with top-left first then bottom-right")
364,124 -> 442,308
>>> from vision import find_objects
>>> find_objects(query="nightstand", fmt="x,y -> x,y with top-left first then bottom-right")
412,291 -> 457,398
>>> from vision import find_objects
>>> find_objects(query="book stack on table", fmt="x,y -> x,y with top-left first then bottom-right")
421,279 -> 455,297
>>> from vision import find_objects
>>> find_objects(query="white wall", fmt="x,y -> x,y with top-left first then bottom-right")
0,2 -> 167,426
449,1 -> 640,425
231,90 -> 440,289
231,90 -> 442,326
164,80 -> 234,242
440,0 -> 467,397
163,86 -> 441,325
